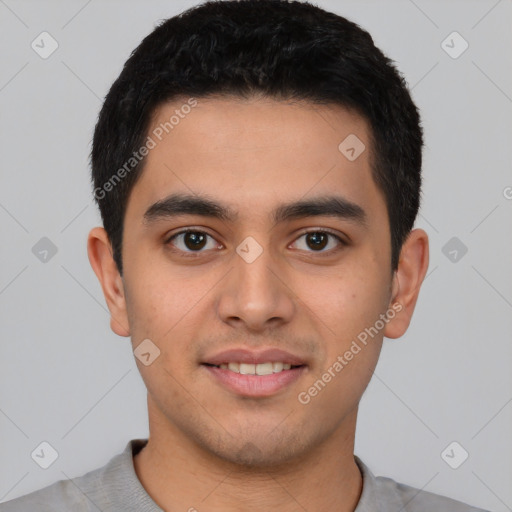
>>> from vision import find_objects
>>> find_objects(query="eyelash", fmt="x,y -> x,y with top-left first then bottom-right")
164,228 -> 346,257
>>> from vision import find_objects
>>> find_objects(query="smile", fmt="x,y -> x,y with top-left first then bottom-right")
202,363 -> 307,397
205,362 -> 302,375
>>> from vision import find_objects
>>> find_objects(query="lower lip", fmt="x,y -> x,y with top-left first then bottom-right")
202,365 -> 307,397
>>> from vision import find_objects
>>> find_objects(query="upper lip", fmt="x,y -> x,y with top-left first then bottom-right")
202,348 -> 307,366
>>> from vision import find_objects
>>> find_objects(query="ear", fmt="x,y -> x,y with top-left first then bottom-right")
384,228 -> 429,339
87,227 -> 130,337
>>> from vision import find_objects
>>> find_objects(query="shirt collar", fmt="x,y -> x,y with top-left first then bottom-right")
353,455 -> 383,511
109,439 -> 385,511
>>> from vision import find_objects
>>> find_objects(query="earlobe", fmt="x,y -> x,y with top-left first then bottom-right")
384,228 -> 429,339
87,227 -> 131,337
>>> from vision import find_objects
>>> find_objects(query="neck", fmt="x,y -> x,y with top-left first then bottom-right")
133,405 -> 363,512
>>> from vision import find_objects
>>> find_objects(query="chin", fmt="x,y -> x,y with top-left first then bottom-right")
202,429 -> 312,469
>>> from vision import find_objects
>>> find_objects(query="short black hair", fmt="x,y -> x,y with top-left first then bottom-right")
91,0 -> 423,274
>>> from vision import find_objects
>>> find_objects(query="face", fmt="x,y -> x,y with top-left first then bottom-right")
93,96 -> 417,467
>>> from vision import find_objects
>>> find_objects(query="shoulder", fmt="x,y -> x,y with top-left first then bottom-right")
0,476 -> 92,512
355,456 -> 492,512
0,440 -> 138,512
375,475 -> 491,512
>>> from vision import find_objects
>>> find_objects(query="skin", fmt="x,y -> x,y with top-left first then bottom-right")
88,96 -> 429,512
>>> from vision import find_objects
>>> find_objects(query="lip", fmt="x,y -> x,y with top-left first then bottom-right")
202,348 -> 307,366
203,364 -> 307,397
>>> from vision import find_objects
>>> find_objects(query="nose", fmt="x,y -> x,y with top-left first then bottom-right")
216,238 -> 295,332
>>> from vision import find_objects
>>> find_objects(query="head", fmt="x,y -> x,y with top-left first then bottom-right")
88,0 -> 428,468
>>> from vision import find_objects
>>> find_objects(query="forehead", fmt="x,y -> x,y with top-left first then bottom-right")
126,96 -> 385,224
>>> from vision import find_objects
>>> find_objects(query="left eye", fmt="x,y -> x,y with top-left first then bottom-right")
166,229 -> 344,254
291,230 -> 344,253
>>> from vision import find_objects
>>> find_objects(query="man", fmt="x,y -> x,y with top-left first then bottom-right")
0,0 -> 491,510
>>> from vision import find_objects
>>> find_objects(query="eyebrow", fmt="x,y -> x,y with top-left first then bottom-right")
143,193 -> 367,228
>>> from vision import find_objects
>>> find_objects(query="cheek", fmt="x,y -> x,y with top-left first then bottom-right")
124,269 -> 219,374
298,274 -> 387,411
123,268 -> 194,343
310,268 -> 388,338
125,275 -> 203,388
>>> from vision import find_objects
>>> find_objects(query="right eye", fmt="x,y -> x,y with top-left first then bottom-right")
165,229 -> 223,256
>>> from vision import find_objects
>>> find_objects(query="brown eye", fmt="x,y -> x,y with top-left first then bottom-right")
167,230 -> 219,253
182,231 -> 207,250
291,230 -> 345,254
305,232 -> 329,251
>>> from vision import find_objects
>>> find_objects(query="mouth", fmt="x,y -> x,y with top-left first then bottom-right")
200,348 -> 308,397
202,361 -> 305,375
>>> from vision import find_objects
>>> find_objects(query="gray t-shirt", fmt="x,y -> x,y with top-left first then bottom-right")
0,439 -> 491,511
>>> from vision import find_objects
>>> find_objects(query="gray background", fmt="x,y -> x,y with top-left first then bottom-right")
1,0 -> 511,510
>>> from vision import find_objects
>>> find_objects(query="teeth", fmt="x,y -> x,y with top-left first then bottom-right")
273,362 -> 284,372
215,362 -> 297,375
256,362 -> 273,375
239,363 -> 255,375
